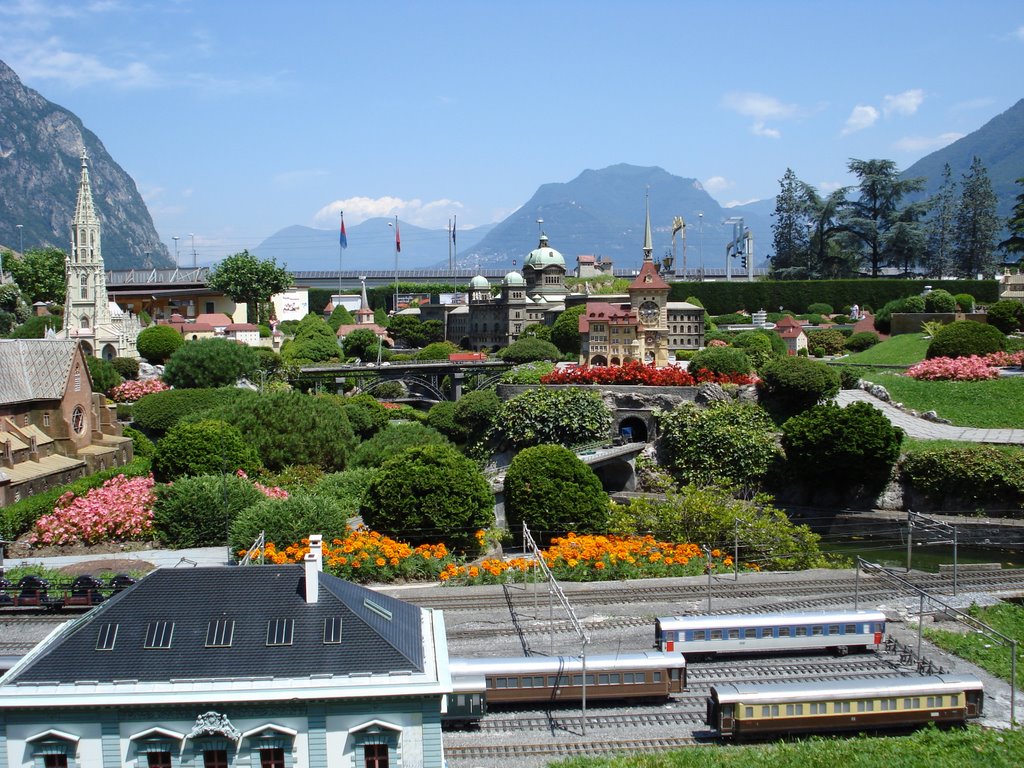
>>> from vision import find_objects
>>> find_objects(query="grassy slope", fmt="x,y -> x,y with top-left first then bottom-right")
839,335 -> 1024,428
925,602 -> 1024,689
554,726 -> 1022,768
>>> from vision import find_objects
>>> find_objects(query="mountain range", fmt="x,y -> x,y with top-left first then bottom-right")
0,59 -> 172,269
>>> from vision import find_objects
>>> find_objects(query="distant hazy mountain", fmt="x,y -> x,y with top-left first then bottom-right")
459,164 -> 773,275
0,59 -> 172,268
902,98 -> 1024,226
253,218 -> 494,271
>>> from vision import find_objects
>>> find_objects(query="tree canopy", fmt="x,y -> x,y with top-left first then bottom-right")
206,250 -> 292,324
1,247 -> 66,304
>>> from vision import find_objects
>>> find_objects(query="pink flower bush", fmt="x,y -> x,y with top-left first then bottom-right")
984,351 -> 1024,368
109,379 -> 170,402
30,474 -> 157,546
235,469 -> 289,500
907,355 -> 999,381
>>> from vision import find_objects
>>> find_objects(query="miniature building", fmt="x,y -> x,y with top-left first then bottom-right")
59,150 -> 141,360
0,537 -> 451,768
773,315 -> 809,355
0,339 -> 133,506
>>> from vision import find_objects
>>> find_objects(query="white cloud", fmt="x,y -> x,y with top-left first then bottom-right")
751,121 -> 780,139
1014,25 -> 1024,41
723,198 -> 760,209
9,37 -> 158,88
819,181 -> 845,194
883,89 -> 925,117
702,176 -> 732,195
841,105 -> 880,135
721,91 -> 799,138
314,196 -> 464,228
893,132 -> 964,153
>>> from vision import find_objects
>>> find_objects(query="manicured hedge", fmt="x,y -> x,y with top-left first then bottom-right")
670,279 -> 997,316
132,387 -> 257,435
901,447 -> 1024,510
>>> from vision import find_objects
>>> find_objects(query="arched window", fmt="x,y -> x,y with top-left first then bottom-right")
71,406 -> 86,435
81,316 -> 90,329
80,274 -> 89,299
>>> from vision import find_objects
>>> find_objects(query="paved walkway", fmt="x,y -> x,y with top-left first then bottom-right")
4,546 -> 232,571
835,389 -> 1024,443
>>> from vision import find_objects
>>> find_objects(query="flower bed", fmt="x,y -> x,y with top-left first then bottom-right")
109,378 -> 170,402
540,360 -> 756,386
245,530 -> 747,585
29,474 -> 157,546
906,351 -> 1024,381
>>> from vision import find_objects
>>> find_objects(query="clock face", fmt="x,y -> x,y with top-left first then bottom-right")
639,300 -> 659,325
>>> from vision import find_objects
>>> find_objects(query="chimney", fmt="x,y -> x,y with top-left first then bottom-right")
304,534 -> 324,604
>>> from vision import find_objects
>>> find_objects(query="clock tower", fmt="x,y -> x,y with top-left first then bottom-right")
628,193 -> 671,366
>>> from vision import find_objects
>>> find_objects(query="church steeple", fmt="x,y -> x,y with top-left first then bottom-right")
71,148 -> 101,266
642,190 -> 653,261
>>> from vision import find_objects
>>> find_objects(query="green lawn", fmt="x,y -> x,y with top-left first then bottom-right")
554,726 -> 1021,768
925,602 -> 1024,690
842,334 -> 929,366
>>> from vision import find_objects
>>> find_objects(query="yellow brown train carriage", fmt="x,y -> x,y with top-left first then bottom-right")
707,675 -> 983,740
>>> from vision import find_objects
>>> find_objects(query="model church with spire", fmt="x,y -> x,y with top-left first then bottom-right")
60,149 -> 141,359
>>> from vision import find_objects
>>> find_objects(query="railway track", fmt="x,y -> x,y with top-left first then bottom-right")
443,735 -> 706,762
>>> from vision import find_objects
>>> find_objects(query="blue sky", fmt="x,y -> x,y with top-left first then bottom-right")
1,0 -> 1022,265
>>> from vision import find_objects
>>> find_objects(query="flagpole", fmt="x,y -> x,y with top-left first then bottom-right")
393,216 -> 399,314
338,211 -> 344,299
448,217 -> 453,272
452,214 -> 457,273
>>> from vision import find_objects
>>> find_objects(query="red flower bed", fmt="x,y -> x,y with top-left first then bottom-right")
540,360 -> 756,386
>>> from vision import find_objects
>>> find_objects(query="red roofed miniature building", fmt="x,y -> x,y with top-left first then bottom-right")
773,315 -> 808,355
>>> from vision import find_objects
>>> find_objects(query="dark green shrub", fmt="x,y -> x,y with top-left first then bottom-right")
253,347 -> 281,376
806,329 -> 846,355
0,456 -> 151,540
339,327 -> 385,363
831,314 -> 853,325
924,289 -> 957,313
110,356 -> 140,380
152,419 -> 263,482
85,356 -> 122,394
836,366 -> 861,390
230,492 -> 351,554
132,388 -> 256,435
806,302 -> 834,316
903,295 -> 926,313
492,387 -> 612,451
504,444 -> 608,541
360,444 -> 494,552
453,388 -> 501,445
328,304 -> 355,331
925,320 -> 1006,359
985,300 -> 1023,334
282,314 -> 341,364
730,331 -> 776,370
498,362 -> 555,384
261,464 -> 325,492
759,356 -> 840,415
349,422 -> 451,469
136,324 -> 184,364
152,474 -> 264,548
425,401 -> 464,442
163,337 -> 259,389
900,447 -> 1024,507
311,468 -> 378,518
656,402 -> 780,491
189,391 -> 357,472
341,393 -> 391,440
703,329 -> 735,344
811,347 -> 825,358
688,346 -> 753,376
845,331 -> 881,352
711,313 -> 751,325
954,293 -> 975,313
122,425 -> 156,459
797,313 -> 825,326
781,402 -> 903,488
551,304 -> 586,355
497,337 -> 562,364
417,341 -> 460,361
6,315 -> 61,339
873,295 -> 926,335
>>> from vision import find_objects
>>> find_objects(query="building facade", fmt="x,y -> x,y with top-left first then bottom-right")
59,150 -> 142,360
0,539 -> 451,768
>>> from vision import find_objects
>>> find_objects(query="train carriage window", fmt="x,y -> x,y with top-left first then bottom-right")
785,704 -> 803,716
623,673 -> 635,684
710,630 -> 723,640
828,624 -> 839,635
835,701 -> 851,713
927,696 -> 941,707
881,698 -> 897,710
599,674 -> 610,685
693,630 -> 706,641
728,629 -> 740,640
520,676 -> 534,688
533,676 -> 544,687
744,628 -> 757,639
558,675 -> 570,686
652,671 -> 662,682
857,700 -> 875,712
585,674 -> 595,685
845,624 -> 857,634
795,626 -> 808,637
810,702 -> 826,714
745,706 -> 754,718
495,677 -> 508,688
950,694 -> 959,706
812,626 -> 824,636
778,627 -> 791,637
904,697 -> 921,709
610,674 -> 621,684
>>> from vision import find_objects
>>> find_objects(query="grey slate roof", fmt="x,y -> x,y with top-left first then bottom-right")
6,565 -> 425,685
0,339 -> 81,406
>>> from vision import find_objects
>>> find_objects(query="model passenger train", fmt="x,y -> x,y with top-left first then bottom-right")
655,609 -> 887,658
444,651 -> 687,726
707,675 -> 984,740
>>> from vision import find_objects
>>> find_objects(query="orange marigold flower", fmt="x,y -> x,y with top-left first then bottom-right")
375,557 -> 386,567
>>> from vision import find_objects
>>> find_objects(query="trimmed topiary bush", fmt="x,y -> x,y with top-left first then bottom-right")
340,393 -> 391,441
954,293 -> 975,312
781,402 -> 903,488
122,425 -> 156,459
152,419 -> 263,482
163,337 -> 259,389
688,346 -> 753,377
132,388 -> 256,435
425,401 -> 464,442
453,388 -> 501,446
360,444 -> 494,552
230,492 -> 351,555
845,331 -> 881,352
492,387 -> 613,451
924,289 -> 957,313
349,422 -> 451,469
136,324 -> 184,364
925,320 -> 1006,359
110,356 -> 140,380
759,356 -> 840,415
504,444 -> 609,541
806,302 -> 834,316
656,402 -> 780,491
497,337 -> 563,364
900,446 -> 1024,507
806,329 -> 846,356
153,474 -> 264,548
85,356 -> 122,394
986,300 -> 1024,334
730,330 -> 777,370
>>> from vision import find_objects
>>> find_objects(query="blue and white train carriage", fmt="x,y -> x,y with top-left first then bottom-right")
655,609 -> 887,658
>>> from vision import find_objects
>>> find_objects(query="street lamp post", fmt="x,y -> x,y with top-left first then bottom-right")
388,220 -> 398,313
15,224 -> 23,254
190,233 -> 196,268
697,213 -> 704,281
172,236 -> 180,268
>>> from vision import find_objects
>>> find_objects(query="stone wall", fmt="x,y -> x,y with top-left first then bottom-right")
890,312 -> 988,335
